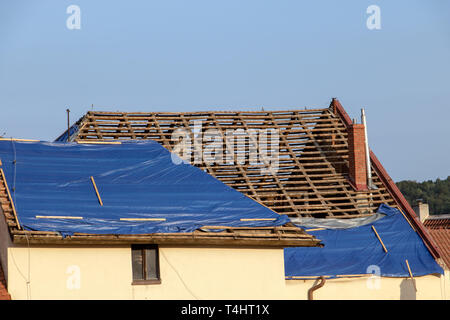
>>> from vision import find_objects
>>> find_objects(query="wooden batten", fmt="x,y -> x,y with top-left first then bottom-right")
36,215 -> 83,220
90,176 -> 103,206
120,218 -> 166,222
405,259 -> 417,292
0,138 -> 40,142
240,218 -> 277,222
76,140 -> 122,145
371,225 -> 388,253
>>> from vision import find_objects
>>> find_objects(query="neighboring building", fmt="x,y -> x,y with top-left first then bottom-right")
414,201 -> 450,272
0,98 -> 448,300
0,263 -> 10,300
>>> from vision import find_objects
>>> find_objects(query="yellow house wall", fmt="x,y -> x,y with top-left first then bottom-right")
7,245 -> 286,300
285,271 -> 449,300
6,245 -> 449,300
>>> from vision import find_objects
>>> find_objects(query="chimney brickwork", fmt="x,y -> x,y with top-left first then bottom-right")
348,123 -> 368,191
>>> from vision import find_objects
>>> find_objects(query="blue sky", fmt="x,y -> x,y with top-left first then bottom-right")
0,0 -> 449,182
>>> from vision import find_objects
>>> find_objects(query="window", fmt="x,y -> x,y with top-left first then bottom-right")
131,245 -> 161,285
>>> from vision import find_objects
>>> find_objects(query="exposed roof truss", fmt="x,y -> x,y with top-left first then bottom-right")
71,106 -> 397,218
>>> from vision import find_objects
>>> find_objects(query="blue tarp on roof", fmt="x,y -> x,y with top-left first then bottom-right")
0,140 -> 289,236
285,204 -> 443,278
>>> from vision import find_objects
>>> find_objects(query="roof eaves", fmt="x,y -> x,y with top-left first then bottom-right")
10,226 -> 321,247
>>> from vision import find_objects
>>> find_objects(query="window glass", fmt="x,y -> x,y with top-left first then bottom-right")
145,248 -> 158,280
132,247 -> 144,281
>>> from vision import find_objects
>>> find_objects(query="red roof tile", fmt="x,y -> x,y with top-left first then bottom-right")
424,218 -> 450,229
424,216 -> 450,268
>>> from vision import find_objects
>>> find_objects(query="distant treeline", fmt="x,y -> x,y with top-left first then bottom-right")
396,176 -> 450,215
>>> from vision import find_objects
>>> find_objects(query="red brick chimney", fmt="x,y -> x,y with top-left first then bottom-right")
348,123 -> 368,191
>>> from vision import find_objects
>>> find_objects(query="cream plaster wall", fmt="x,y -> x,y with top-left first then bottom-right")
7,245 -> 286,300
285,272 -> 449,300
6,244 -> 449,300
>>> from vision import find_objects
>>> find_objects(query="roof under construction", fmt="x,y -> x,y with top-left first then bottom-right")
59,101 -> 398,218
54,98 -> 443,262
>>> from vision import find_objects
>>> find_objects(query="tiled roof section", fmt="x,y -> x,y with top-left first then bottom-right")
425,229 -> 450,269
69,104 -> 398,218
424,217 -> 450,229
0,263 -> 10,300
424,216 -> 450,268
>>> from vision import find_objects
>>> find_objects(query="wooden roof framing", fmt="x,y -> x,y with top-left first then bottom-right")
8,224 -> 321,247
70,103 -> 397,219
44,97 -> 443,262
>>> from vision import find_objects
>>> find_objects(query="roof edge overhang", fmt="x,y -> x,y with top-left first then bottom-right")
330,98 -> 444,262
11,232 -> 322,247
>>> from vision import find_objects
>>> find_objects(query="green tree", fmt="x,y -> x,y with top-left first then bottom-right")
396,176 -> 450,215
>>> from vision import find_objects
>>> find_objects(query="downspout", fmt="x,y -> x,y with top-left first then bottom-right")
307,276 -> 326,300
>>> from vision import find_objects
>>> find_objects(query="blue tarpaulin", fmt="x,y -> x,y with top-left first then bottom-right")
0,140 -> 289,236
285,204 -> 443,278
